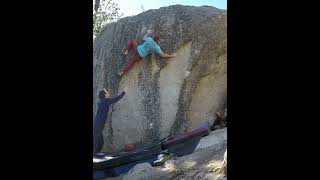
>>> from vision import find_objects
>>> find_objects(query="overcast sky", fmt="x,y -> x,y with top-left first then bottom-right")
115,0 -> 227,18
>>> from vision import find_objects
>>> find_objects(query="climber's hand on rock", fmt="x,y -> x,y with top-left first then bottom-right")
161,53 -> 174,59
166,54 -> 176,59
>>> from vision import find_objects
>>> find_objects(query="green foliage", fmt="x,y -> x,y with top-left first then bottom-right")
93,0 -> 122,39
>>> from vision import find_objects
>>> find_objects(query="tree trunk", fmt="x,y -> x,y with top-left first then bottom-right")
94,0 -> 100,12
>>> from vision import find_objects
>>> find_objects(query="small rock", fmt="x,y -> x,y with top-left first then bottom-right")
121,163 -> 153,180
195,128 -> 227,151
195,172 -> 206,180
185,70 -> 191,77
204,173 -> 217,180
216,175 -> 227,180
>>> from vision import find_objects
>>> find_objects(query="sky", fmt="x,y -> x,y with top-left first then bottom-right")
115,0 -> 227,18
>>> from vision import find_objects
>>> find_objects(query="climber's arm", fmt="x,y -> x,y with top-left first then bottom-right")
154,44 -> 175,58
107,91 -> 126,104
160,53 -> 175,58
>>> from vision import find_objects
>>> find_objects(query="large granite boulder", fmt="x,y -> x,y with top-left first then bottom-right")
93,5 -> 227,150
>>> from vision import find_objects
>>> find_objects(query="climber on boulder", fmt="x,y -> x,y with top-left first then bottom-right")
93,89 -> 125,154
118,35 -> 176,77
122,29 -> 152,52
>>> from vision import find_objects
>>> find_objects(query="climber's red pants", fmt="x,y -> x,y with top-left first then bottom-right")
122,39 -> 142,75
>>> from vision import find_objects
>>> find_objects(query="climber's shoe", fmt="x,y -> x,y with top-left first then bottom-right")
153,153 -> 174,166
118,71 -> 124,77
122,48 -> 128,56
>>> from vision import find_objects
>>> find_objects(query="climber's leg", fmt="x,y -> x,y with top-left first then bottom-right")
119,39 -> 141,76
120,55 -> 141,76
93,132 -> 99,154
93,132 -> 104,154
123,39 -> 138,56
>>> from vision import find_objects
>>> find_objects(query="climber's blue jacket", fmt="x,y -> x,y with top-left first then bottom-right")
93,92 -> 125,134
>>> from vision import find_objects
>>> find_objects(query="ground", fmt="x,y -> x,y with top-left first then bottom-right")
107,128 -> 227,180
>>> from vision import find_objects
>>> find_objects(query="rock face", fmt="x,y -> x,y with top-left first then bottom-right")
93,5 -> 227,151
